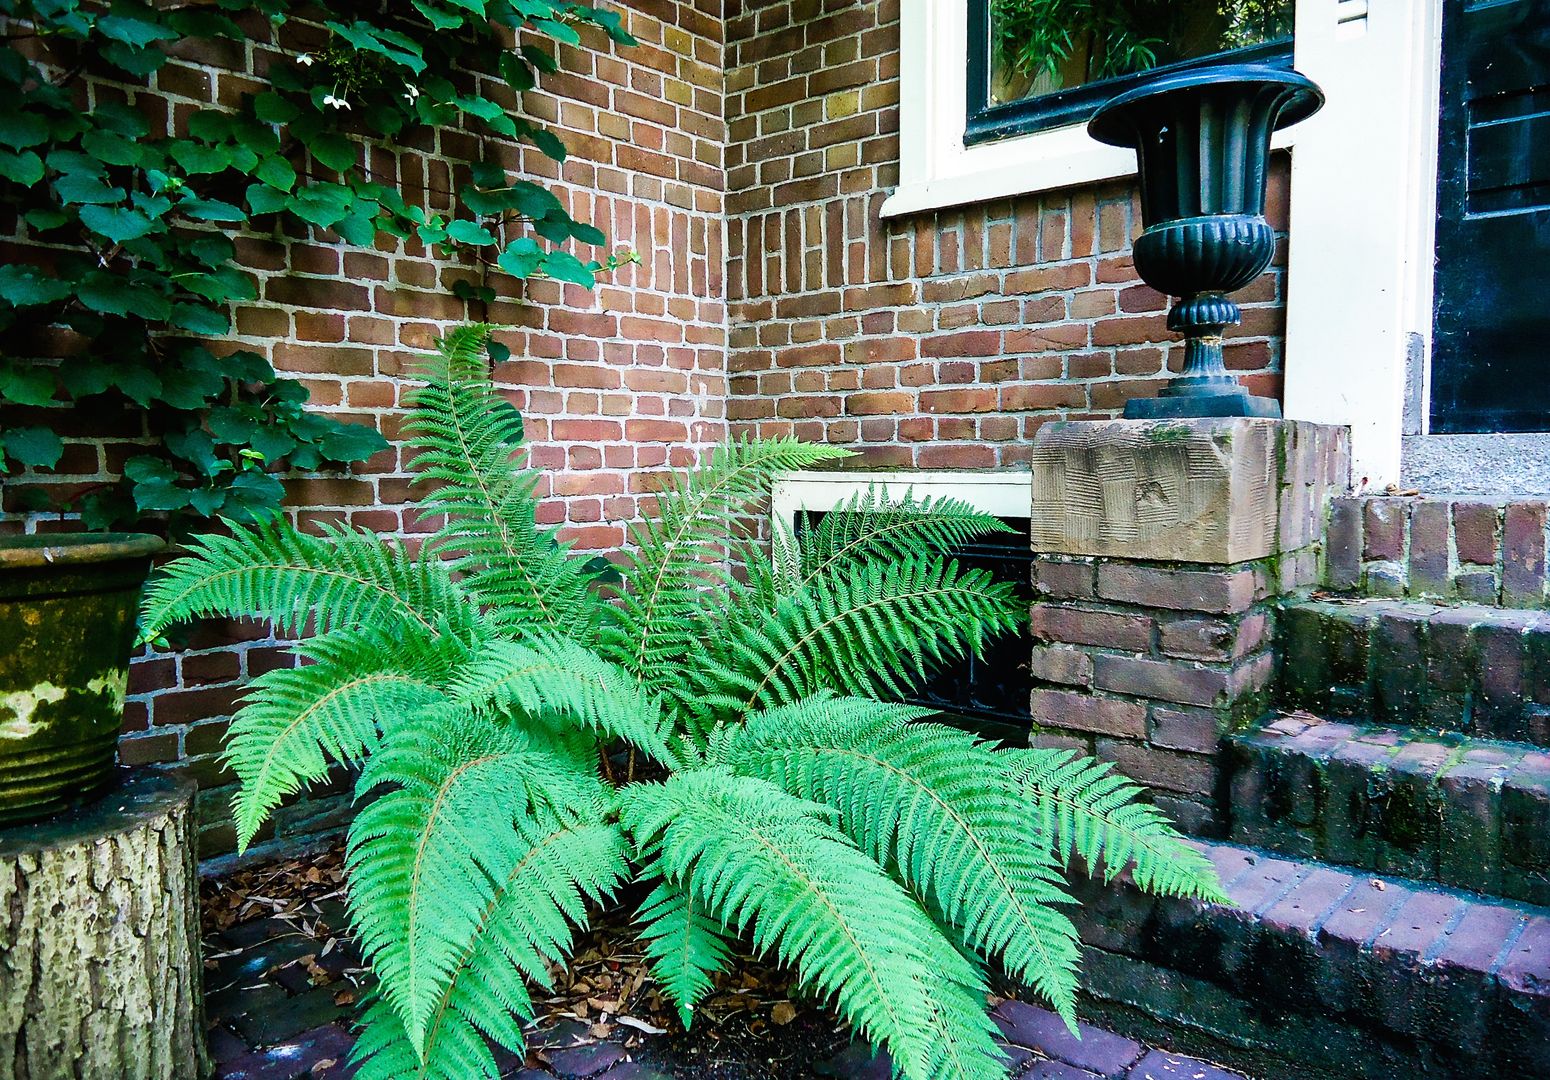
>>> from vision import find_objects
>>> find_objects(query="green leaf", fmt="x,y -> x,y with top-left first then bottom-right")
246,182 -> 289,215
113,364 -> 164,408
254,155 -> 296,191
82,130 -> 148,167
79,272 -> 168,319
58,357 -> 113,398
100,41 -> 168,77
54,172 -> 125,205
521,43 -> 559,74
318,421 -> 388,462
0,362 -> 56,406
253,92 -> 300,124
0,111 -> 48,150
79,204 -> 156,243
168,303 -> 230,336
308,133 -> 357,172
446,219 -> 497,246
96,13 -> 176,48
0,265 -> 72,307
540,250 -> 596,287
0,150 -> 44,185
0,426 -> 63,469
169,140 -> 232,175
500,51 -> 535,93
179,197 -> 247,222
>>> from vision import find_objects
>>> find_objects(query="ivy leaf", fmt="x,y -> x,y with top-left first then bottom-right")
500,52 -> 535,93
254,155 -> 296,191
170,141 -> 232,174
96,13 -> 177,48
0,362 -> 56,406
446,219 -> 497,246
58,357 -> 113,398
410,0 -> 463,31
334,212 -> 378,247
0,112 -> 49,150
100,41 -> 168,77
288,184 -> 353,227
168,303 -> 230,336
225,470 -> 285,520
571,221 -> 606,246
0,426 -> 63,469
531,17 -> 580,45
0,265 -> 72,306
497,238 -> 543,278
253,92 -> 300,124
113,364 -> 164,408
541,250 -> 597,287
0,150 -> 44,185
318,421 -> 388,462
246,181 -> 290,215
521,43 -> 559,74
82,131 -> 147,167
179,196 -> 247,222
91,102 -> 151,138
79,272 -> 169,319
54,172 -> 125,205
79,204 -> 156,243
308,133 -> 357,172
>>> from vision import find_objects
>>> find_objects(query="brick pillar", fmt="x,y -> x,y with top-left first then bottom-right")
1028,417 -> 1349,835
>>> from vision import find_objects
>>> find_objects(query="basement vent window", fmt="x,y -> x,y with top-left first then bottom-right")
772,471 -> 1034,742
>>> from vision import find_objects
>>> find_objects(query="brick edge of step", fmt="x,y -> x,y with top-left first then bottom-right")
1068,838 -> 1550,1080
1226,712 -> 1550,906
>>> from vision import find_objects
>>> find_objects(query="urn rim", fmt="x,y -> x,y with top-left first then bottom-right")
1088,62 -> 1324,148
0,532 -> 166,570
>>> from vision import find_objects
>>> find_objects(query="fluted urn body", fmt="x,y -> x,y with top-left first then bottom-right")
1090,65 -> 1324,418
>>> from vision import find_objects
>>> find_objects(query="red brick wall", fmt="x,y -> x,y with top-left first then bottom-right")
722,0 -> 1290,469
0,2 -> 726,860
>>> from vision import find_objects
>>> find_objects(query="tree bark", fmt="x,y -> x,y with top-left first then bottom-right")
0,771 -> 209,1080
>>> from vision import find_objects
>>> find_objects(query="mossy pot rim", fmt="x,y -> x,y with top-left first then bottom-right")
0,532 -> 166,570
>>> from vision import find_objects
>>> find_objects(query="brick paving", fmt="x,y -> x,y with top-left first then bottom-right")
204,907 -> 1251,1080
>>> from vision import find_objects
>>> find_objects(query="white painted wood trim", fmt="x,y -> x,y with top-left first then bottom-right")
770,470 -> 1032,540
1281,0 -> 1443,488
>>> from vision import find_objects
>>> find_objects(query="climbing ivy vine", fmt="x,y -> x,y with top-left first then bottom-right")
0,0 -> 632,532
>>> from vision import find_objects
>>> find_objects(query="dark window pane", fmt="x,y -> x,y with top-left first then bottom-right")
990,0 -> 1296,108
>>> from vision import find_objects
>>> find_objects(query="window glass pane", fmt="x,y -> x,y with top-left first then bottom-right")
989,1 -> 1296,107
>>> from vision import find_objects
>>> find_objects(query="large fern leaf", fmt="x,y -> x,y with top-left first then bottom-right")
352,817 -> 630,1080
1004,748 -> 1226,901
404,325 -> 596,634
139,520 -> 476,644
620,770 -> 1007,1080
793,487 -> 1012,587
225,629 -> 451,850
600,437 -> 849,688
634,880 -> 735,1029
722,697 -> 1083,1023
450,635 -> 682,768
688,556 -> 1023,722
346,711 -> 608,1053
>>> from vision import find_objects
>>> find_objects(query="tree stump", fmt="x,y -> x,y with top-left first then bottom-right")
0,771 -> 210,1080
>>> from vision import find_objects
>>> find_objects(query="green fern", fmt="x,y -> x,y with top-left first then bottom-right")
634,881 -> 735,1028
1005,748 -> 1228,901
141,324 -> 1222,1080
720,697 -> 1084,1024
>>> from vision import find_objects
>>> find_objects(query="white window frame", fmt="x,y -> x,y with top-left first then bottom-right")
885,1 -> 1443,489
770,470 -> 1031,541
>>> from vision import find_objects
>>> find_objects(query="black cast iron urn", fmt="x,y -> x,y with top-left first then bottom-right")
1089,64 -> 1324,418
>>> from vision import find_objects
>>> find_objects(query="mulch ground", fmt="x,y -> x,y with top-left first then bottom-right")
199,843 -> 1251,1080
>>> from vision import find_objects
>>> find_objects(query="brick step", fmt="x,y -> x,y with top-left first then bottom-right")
1226,713 -> 1550,905
1278,596 -> 1550,746
1069,839 -> 1550,1080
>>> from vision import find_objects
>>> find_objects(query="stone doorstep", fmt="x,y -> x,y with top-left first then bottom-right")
1068,837 -> 1550,1080
1226,713 -> 1550,905
1277,596 -> 1550,747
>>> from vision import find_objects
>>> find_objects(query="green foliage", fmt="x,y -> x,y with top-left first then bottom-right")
992,0 -> 1293,87
0,0 -> 636,530
141,326 -> 1225,1080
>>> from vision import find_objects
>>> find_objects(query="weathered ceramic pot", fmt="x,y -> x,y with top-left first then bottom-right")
0,533 -> 164,825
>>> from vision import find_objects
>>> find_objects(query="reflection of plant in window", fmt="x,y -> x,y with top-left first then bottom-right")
992,0 -> 1294,101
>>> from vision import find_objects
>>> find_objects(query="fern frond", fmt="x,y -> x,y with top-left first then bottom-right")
450,635 -> 681,768
405,325 -> 596,635
346,711 -> 610,1053
138,520 -> 477,644
689,557 -> 1024,722
723,697 -> 1083,1023
226,629 -> 452,850
634,880 -> 735,1029
1004,748 -> 1227,901
600,437 -> 850,688
795,487 -> 1012,586
620,770 -> 1006,1080
352,817 -> 630,1080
